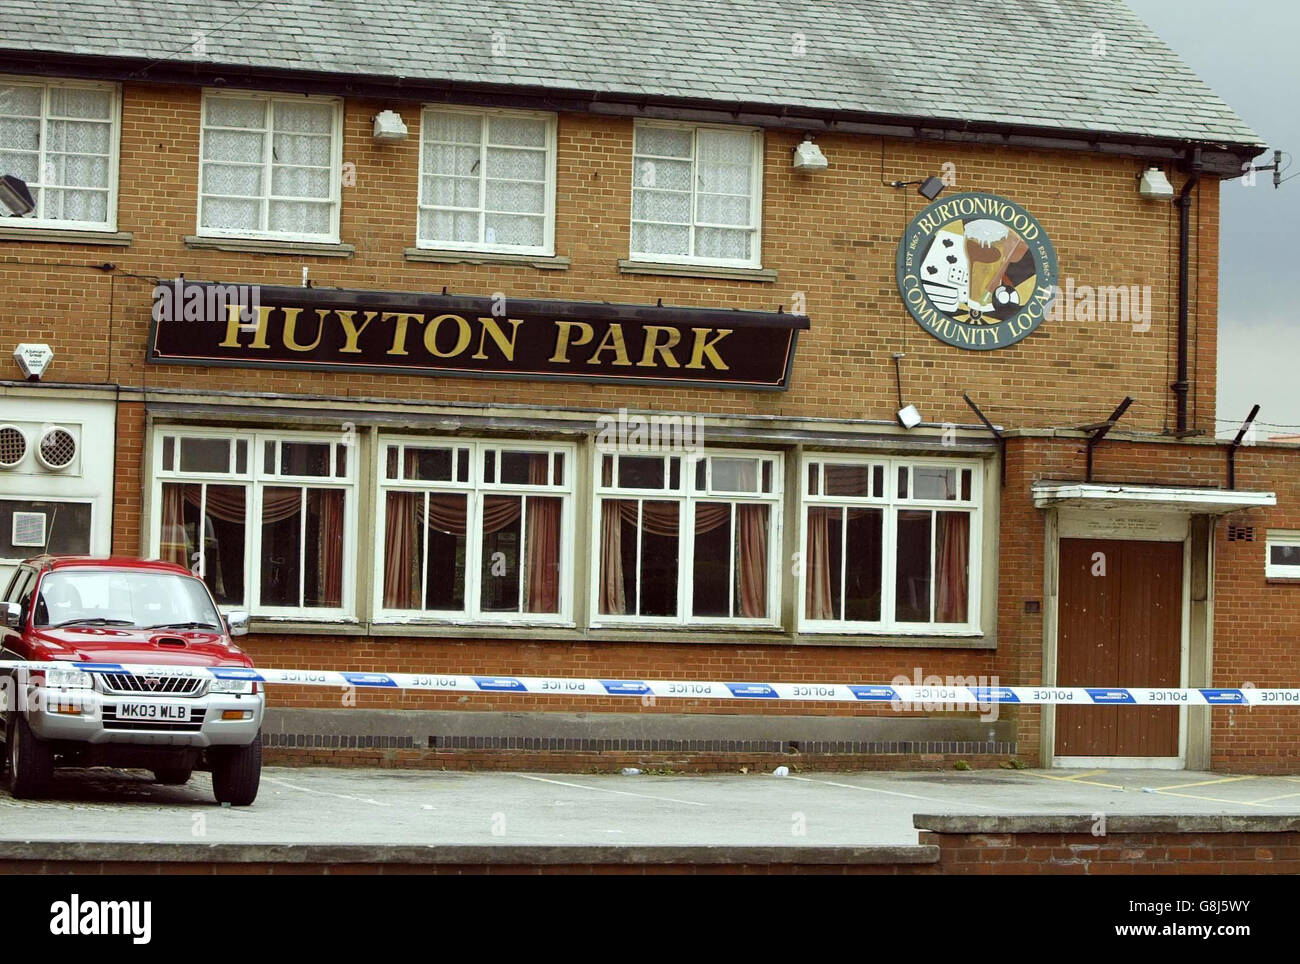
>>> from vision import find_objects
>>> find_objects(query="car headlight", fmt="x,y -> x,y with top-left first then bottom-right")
208,678 -> 254,695
45,667 -> 93,690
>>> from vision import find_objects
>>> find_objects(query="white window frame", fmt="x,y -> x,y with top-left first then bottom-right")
373,438 -> 576,626
1265,529 -> 1300,578
589,449 -> 783,628
196,89 -> 344,243
630,120 -> 764,269
149,427 -> 357,620
415,105 -> 557,255
798,454 -> 983,635
0,75 -> 121,232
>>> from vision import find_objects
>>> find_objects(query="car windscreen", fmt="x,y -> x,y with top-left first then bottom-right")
34,570 -> 223,630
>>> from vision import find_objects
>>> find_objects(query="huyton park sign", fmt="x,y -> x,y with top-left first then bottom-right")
147,281 -> 809,390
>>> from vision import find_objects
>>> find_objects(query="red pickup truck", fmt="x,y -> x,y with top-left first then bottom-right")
0,556 -> 264,804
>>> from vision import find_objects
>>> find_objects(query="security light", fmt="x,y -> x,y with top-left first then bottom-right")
889,175 -> 946,200
0,175 -> 35,217
372,110 -> 409,142
896,404 -> 923,429
792,135 -> 828,172
1138,166 -> 1175,200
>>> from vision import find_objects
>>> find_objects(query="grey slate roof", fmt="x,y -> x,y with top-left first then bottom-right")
0,0 -> 1264,148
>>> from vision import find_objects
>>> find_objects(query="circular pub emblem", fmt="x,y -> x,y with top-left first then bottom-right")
896,192 -> 1058,350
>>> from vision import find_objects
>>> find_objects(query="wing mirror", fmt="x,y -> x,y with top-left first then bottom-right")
2,602 -> 20,629
225,610 -> 250,637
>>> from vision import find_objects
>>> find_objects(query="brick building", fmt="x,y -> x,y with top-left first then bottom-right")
0,0 -> 1296,772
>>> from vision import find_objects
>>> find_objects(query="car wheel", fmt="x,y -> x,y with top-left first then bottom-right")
210,732 -> 261,806
152,766 -> 193,785
8,715 -> 53,799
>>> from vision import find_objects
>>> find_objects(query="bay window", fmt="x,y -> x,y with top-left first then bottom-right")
630,122 -> 763,268
198,90 -> 342,242
376,440 -> 573,623
594,451 -> 780,625
152,430 -> 355,617
0,76 -> 119,230
801,457 -> 981,633
417,107 -> 556,254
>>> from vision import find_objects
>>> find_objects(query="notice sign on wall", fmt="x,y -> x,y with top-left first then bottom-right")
896,192 -> 1059,350
147,281 -> 808,390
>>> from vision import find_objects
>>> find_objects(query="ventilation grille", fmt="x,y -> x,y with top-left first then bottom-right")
36,427 -> 76,470
0,425 -> 26,468
10,511 -> 46,548
1228,525 -> 1257,543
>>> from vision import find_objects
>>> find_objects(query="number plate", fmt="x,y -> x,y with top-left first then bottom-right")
116,702 -> 191,722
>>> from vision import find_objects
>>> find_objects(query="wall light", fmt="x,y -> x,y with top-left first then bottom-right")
0,175 -> 35,217
1138,166 -> 1174,200
792,135 -> 828,172
889,175 -> 945,200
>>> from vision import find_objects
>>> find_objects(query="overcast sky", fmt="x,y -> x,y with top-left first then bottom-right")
1124,0 -> 1299,438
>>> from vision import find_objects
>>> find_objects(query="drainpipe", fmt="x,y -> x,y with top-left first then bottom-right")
1173,153 -> 1202,436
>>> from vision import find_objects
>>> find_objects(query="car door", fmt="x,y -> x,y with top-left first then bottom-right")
0,566 -> 34,661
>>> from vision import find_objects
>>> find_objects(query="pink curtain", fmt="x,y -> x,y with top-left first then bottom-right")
804,506 -> 836,620
598,499 -> 626,615
523,456 -> 560,613
737,504 -> 768,617
317,489 -> 344,608
935,512 -> 970,623
384,492 -> 421,609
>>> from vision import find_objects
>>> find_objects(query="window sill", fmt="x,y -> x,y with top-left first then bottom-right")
0,226 -> 131,246
617,260 -> 777,282
1265,577 -> 1300,585
184,235 -> 355,258
404,247 -> 570,270
248,618 -> 367,636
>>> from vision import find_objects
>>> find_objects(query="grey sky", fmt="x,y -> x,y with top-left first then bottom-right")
1125,0 -> 1299,438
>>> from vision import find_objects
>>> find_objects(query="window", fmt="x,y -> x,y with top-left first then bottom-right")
376,440 -> 574,623
417,107 -> 556,253
593,451 -> 780,625
1266,530 -> 1300,578
631,122 -> 762,267
801,457 -> 981,633
152,430 -> 355,617
0,77 -> 119,230
198,91 -> 342,242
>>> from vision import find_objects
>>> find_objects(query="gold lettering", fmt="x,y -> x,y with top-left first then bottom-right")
636,326 -> 681,368
471,317 -> 522,361
685,328 -> 732,370
549,321 -> 595,363
586,324 -> 632,366
334,310 -> 377,354
386,313 -> 426,356
423,314 -> 472,358
219,303 -> 272,349
281,308 -> 321,352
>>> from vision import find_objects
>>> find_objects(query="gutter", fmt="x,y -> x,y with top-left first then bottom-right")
0,48 -> 1268,174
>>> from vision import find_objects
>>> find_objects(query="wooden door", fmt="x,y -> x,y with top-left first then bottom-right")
1055,538 -> 1182,758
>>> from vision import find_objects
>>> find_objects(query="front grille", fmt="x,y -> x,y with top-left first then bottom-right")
99,673 -> 206,697
102,707 -> 206,732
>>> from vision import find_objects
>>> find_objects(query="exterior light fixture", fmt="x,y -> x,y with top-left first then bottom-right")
896,404 -> 922,429
889,175 -> 945,200
892,352 -> 922,428
1138,166 -> 1175,200
792,135 -> 829,172
372,110 -> 409,142
0,175 -> 35,216
13,343 -> 54,381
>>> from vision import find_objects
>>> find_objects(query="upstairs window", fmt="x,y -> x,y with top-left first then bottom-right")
417,107 -> 556,254
1266,530 -> 1300,578
198,91 -> 342,242
631,122 -> 762,268
0,77 -> 119,230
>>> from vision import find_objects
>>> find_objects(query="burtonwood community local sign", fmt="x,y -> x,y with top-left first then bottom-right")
897,192 -> 1059,350
147,281 -> 809,390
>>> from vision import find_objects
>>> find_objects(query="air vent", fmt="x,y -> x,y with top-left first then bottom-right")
0,425 -> 26,468
11,511 -> 47,548
36,426 -> 76,471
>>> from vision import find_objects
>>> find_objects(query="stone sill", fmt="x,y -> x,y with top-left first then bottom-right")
617,259 -> 778,282
184,235 -> 355,257
0,226 -> 131,246
405,247 -> 569,270
1265,577 -> 1300,585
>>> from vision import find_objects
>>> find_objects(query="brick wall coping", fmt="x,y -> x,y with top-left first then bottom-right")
0,840 -> 940,866
914,814 -> 1300,834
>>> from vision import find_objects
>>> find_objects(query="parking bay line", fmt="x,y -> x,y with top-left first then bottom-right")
1024,770 -> 1128,790
513,774 -> 709,807
786,774 -> 1021,812
262,775 -> 391,807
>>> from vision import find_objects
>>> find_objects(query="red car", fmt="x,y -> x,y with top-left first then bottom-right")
0,556 -> 264,804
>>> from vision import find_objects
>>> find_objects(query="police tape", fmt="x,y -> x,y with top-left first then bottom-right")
0,660 -> 1297,707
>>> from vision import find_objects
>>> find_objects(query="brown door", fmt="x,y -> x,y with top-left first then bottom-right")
1055,538 -> 1182,758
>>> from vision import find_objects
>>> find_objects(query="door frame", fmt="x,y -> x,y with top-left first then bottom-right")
1041,508 -> 1193,769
